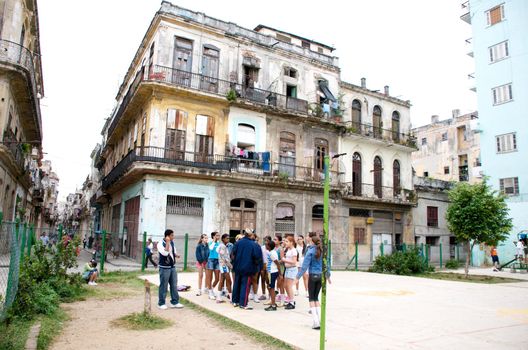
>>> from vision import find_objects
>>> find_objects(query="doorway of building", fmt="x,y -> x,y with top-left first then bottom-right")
229,199 -> 256,242
123,196 -> 140,259
311,204 -> 324,235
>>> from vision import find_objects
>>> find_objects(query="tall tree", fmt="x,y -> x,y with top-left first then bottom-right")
446,181 -> 512,277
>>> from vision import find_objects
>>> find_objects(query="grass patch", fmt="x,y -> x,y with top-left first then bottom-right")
180,299 -> 295,350
0,317 -> 33,350
37,308 -> 68,350
82,270 -> 157,300
416,272 -> 523,284
111,312 -> 172,331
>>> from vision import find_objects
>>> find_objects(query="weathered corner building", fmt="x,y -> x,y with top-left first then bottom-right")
93,2 -> 417,266
0,0 -> 45,223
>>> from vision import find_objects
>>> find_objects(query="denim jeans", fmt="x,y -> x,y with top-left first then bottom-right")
158,267 -> 179,306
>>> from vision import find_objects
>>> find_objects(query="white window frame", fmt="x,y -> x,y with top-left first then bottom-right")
499,177 -> 519,196
496,132 -> 517,154
486,4 -> 505,26
489,40 -> 509,63
492,83 -> 513,105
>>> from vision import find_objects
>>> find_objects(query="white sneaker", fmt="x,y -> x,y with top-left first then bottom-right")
158,304 -> 168,310
253,295 -> 260,303
170,303 -> 184,309
196,290 -> 202,296
295,290 -> 299,296
91,282 -> 98,286
208,293 -> 216,300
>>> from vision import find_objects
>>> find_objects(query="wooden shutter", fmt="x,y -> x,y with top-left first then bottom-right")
354,227 -> 366,244
489,6 -> 503,25
427,206 -> 438,227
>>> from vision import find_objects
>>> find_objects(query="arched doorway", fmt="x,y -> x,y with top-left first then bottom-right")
229,199 -> 256,241
374,156 -> 383,198
311,204 -> 324,235
352,152 -> 362,196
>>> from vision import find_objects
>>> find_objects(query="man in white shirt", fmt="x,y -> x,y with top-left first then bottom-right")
157,229 -> 184,310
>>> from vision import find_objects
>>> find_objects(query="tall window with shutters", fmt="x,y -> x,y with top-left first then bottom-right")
279,132 -> 296,177
165,109 -> 187,160
373,156 -> 383,198
195,115 -> 214,161
393,160 -> 401,197
427,206 -> 438,227
373,106 -> 382,139
352,153 -> 362,196
489,41 -> 509,63
496,133 -> 517,153
486,4 -> 504,26
351,100 -> 362,132
354,228 -> 366,244
314,138 -> 328,179
173,37 -> 193,86
392,111 -> 400,142
500,177 -> 519,196
200,45 -> 219,92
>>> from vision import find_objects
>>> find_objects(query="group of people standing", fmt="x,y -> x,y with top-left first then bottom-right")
195,229 -> 329,329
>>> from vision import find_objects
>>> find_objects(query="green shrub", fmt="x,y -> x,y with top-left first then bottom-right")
8,240 -> 83,320
226,89 -> 237,102
369,248 -> 433,275
444,259 -> 461,269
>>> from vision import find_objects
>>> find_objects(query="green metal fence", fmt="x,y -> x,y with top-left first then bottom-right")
330,242 -> 470,270
0,217 -> 21,321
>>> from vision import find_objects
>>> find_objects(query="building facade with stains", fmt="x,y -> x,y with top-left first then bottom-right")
0,0 -> 44,224
93,2 -> 417,266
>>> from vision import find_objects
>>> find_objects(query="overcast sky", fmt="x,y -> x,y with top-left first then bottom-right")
37,0 -> 476,200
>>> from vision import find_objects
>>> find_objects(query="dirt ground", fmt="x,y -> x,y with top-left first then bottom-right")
51,286 -> 273,350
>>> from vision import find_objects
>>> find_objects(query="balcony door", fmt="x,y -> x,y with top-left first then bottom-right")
173,36 -> 193,86
195,115 -> 214,163
352,152 -> 362,196
229,199 -> 256,242
393,160 -> 401,197
352,100 -> 362,132
373,106 -> 382,139
279,132 -> 296,178
165,109 -> 187,161
200,45 -> 219,92
314,138 -> 328,181
374,156 -> 382,198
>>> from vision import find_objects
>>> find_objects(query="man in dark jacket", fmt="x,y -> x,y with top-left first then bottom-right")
231,229 -> 263,309
157,229 -> 184,310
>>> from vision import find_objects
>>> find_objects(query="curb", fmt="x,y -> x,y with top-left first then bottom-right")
178,295 -> 299,350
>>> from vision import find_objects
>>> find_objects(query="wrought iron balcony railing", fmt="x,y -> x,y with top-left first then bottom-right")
343,182 -> 414,203
343,121 -> 417,148
102,147 -> 343,190
107,65 -> 309,139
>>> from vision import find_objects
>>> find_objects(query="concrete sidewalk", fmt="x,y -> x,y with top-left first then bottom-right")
141,271 -> 528,350
447,266 -> 528,280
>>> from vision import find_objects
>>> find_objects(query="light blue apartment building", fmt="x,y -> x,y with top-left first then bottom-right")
462,0 -> 528,262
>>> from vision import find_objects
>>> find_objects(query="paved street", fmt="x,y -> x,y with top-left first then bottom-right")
142,271 -> 528,350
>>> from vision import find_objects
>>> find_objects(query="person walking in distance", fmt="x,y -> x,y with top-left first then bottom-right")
157,229 -> 184,310
490,245 -> 499,271
145,237 -> 158,268
231,229 -> 263,310
206,232 -> 221,300
295,236 -> 330,330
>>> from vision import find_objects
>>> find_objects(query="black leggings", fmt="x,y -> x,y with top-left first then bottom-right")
308,273 -> 322,302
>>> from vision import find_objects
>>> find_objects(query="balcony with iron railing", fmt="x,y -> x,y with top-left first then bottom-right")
343,182 -> 415,204
0,39 -> 42,139
2,129 -> 26,170
102,146 -> 343,191
343,121 -> 417,149
107,65 -> 310,139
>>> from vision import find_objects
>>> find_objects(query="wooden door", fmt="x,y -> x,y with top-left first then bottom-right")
123,196 -> 140,259
173,37 -> 193,86
352,152 -> 362,196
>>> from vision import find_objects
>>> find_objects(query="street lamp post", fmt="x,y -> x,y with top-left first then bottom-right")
320,153 -> 345,350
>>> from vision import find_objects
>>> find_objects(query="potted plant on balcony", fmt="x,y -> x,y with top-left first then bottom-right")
226,89 -> 237,102
308,103 -> 323,118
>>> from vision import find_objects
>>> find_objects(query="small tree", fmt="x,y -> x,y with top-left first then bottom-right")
446,181 -> 512,277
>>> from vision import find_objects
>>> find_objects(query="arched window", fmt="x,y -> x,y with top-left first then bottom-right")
373,106 -> 382,139
275,203 -> 295,235
393,160 -> 401,197
237,123 -> 256,151
392,111 -> 400,142
374,156 -> 383,198
314,138 -> 328,174
352,152 -> 362,196
352,100 -> 362,131
229,199 -> 256,241
279,132 -> 296,177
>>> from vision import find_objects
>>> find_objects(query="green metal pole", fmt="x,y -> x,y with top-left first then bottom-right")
320,155 -> 330,350
355,241 -> 358,271
403,243 -> 407,253
328,239 -> 332,269
20,223 -> 27,263
184,233 -> 189,271
456,244 -> 460,261
100,230 -> 107,276
420,242 -> 424,261
58,224 -> 63,243
380,242 -> 384,257
426,244 -> 430,265
141,231 -> 147,272
27,224 -> 34,256
439,243 -> 443,268
470,242 -> 474,266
